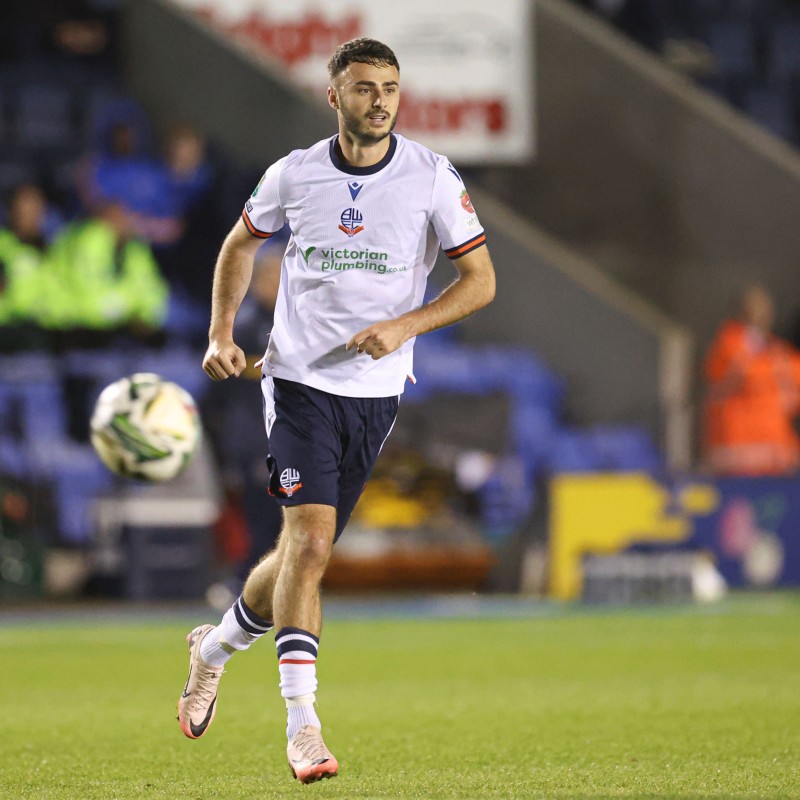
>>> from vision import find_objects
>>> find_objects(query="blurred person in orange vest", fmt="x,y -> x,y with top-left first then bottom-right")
703,284 -> 800,476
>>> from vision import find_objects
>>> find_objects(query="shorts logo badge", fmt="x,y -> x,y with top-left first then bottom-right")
279,467 -> 303,497
338,208 -> 364,237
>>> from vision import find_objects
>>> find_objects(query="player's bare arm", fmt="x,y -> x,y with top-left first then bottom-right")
203,218 -> 264,381
347,244 -> 496,359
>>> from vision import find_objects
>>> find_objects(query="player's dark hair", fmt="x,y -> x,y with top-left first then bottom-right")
327,38 -> 399,80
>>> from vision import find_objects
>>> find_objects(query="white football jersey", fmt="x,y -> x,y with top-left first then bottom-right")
243,133 -> 486,397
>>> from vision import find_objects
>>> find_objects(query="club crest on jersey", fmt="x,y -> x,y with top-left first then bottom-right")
460,189 -> 474,214
339,207 -> 364,237
279,468 -> 302,497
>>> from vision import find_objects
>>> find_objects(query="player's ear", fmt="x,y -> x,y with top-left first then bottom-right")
327,86 -> 339,111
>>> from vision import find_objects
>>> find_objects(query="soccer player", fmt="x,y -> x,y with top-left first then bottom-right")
177,37 -> 496,783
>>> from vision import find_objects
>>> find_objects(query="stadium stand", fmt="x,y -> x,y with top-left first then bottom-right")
582,0 -> 800,146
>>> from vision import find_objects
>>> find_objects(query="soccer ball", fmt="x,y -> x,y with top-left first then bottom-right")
90,373 -> 201,482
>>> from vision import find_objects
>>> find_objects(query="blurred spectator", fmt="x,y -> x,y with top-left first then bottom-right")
153,122 -> 219,322
77,116 -> 185,246
0,0 -> 116,68
164,123 -> 214,216
0,184 -> 63,351
42,202 -> 170,441
201,243 -> 284,580
78,114 -> 217,257
703,284 -> 800,476
42,202 -> 169,346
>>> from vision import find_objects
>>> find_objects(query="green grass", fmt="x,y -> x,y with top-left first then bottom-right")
2,594 -> 800,799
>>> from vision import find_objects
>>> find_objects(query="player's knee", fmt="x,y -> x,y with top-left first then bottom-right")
289,528 -> 334,572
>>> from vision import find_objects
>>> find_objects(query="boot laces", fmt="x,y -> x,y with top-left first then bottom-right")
293,726 -> 330,763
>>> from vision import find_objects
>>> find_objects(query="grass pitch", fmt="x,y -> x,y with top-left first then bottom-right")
1,593 -> 799,799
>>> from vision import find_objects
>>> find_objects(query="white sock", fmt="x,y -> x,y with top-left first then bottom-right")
200,594 -> 273,668
275,627 -> 321,739
287,694 -> 322,739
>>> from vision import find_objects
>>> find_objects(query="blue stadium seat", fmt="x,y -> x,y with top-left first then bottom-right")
767,22 -> 800,83
49,443 -> 114,544
163,291 -> 209,346
587,424 -> 664,472
0,354 -> 65,448
511,402 -> 559,473
14,82 -> 77,151
20,381 -> 68,444
547,425 -> 664,474
708,20 -> 757,78
547,429 -> 602,474
0,435 -> 28,479
129,346 -> 208,401
743,86 -> 796,139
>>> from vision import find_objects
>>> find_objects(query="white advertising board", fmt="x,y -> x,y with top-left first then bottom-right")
171,0 -> 534,164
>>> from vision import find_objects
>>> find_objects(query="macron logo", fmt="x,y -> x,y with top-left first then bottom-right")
348,181 -> 363,201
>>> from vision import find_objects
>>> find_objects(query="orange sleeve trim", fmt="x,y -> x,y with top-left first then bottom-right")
444,232 -> 486,259
242,208 -> 274,240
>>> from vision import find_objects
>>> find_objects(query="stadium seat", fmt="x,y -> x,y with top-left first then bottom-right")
743,86 -> 796,139
50,445 -> 114,544
548,429 -> 602,474
587,424 -> 664,472
767,22 -> 800,83
129,345 -> 208,400
707,21 -> 757,78
14,82 -> 78,152
547,424 -> 665,474
510,402 -> 559,473
0,435 -> 28,479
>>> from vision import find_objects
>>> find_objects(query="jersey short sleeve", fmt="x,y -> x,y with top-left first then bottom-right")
242,158 -> 287,239
430,157 -> 486,260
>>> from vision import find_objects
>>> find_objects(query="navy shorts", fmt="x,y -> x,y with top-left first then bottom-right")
261,376 -> 399,541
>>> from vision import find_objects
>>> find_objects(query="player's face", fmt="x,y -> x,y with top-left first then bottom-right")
330,61 -> 400,145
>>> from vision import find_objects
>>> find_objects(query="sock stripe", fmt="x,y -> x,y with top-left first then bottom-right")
232,596 -> 272,636
237,594 -> 275,630
233,602 -> 264,635
275,626 -> 319,645
276,638 -> 318,659
279,658 -> 316,664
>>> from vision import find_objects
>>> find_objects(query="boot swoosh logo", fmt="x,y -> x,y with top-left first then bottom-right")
189,697 -> 216,738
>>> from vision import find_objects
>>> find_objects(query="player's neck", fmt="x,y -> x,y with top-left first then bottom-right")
337,131 -> 391,168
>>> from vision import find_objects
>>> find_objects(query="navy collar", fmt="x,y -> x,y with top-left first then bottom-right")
329,133 -> 397,175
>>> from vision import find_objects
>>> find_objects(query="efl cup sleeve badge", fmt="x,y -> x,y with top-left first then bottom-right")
251,172 -> 266,198
460,189 -> 475,214
338,207 -> 365,237
279,467 -> 302,497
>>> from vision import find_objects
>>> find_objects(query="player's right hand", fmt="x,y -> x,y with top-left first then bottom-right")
203,338 -> 246,381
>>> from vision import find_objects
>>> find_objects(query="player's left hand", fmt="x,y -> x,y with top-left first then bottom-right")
346,319 -> 412,360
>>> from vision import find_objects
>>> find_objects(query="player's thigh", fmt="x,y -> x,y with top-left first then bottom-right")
262,376 -> 340,507
334,394 -> 399,541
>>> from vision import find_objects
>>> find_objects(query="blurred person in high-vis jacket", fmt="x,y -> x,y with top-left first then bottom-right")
704,284 -> 800,476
